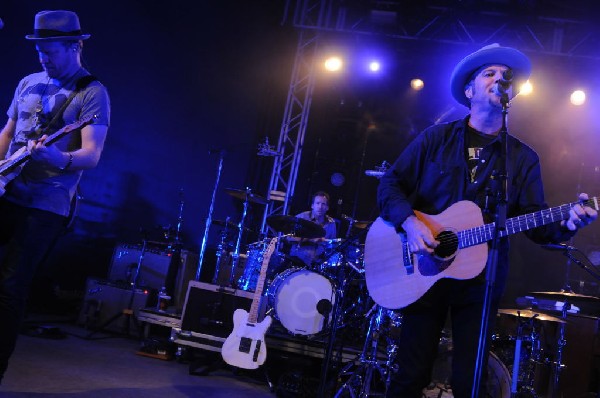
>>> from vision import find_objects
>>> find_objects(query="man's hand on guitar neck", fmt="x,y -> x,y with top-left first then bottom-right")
401,215 -> 440,255
561,192 -> 598,231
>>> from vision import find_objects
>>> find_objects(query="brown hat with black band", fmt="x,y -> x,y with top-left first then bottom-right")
25,10 -> 90,41
450,43 -> 531,107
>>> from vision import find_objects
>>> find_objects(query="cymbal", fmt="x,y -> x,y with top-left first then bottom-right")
365,170 -> 385,178
213,219 -> 251,232
352,220 -> 371,229
225,188 -> 268,205
497,309 -> 566,323
529,291 -> 600,303
266,215 -> 325,239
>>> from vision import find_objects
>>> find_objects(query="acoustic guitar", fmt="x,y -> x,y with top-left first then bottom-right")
364,198 -> 599,309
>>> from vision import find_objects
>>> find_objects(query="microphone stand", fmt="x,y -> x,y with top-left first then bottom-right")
196,149 -> 225,282
471,92 -> 509,397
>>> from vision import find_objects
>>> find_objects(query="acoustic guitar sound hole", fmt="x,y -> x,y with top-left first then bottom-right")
434,230 -> 458,259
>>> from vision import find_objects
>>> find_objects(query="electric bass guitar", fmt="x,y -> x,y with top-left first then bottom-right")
221,237 -> 276,369
0,115 -> 96,195
364,198 -> 599,310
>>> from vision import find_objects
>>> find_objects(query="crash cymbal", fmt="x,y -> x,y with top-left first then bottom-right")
529,291 -> 600,303
497,309 -> 566,323
225,188 -> 268,205
266,215 -> 325,239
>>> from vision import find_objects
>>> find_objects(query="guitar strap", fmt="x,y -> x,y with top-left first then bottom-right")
40,75 -> 99,136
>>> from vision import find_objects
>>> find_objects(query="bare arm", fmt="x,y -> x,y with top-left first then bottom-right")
0,118 -> 16,160
28,123 -> 108,170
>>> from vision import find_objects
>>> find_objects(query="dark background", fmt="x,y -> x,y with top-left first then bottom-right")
1,1 -> 600,309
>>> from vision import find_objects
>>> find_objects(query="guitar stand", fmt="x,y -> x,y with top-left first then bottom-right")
187,350 -> 274,392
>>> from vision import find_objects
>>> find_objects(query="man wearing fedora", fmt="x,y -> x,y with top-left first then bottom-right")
0,10 -> 110,382
376,44 -> 596,396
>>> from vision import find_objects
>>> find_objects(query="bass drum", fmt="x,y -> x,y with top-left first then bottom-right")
266,268 -> 335,336
425,351 -> 510,398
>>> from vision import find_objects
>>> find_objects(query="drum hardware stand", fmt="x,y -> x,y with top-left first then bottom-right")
317,250 -> 355,398
549,303 -> 568,398
547,246 -> 600,397
334,305 -> 399,397
85,238 -> 148,339
228,187 -> 252,288
212,216 -> 234,285
509,314 -> 543,397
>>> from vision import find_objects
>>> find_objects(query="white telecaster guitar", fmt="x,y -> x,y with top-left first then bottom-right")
221,237 -> 276,369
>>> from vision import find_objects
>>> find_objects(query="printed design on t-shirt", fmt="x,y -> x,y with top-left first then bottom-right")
468,146 -> 482,182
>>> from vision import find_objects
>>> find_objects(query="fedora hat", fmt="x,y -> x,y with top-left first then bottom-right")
25,10 -> 90,41
450,43 -> 531,107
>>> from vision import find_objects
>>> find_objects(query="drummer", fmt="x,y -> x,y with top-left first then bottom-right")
295,191 -> 337,239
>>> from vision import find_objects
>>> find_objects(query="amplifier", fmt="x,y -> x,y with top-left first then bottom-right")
180,281 -> 255,339
78,278 -> 150,335
107,243 -> 198,310
108,243 -> 171,290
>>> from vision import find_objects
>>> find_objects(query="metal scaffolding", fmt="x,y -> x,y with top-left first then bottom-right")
261,0 -> 600,233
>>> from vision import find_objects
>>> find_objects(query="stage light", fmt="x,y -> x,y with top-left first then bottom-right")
324,56 -> 343,72
410,78 -> 424,91
368,61 -> 381,72
570,90 -> 586,106
330,172 -> 345,187
519,81 -> 533,96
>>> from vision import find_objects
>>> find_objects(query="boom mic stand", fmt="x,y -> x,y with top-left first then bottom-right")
472,91 -> 510,397
85,238 -> 148,339
317,230 -> 367,397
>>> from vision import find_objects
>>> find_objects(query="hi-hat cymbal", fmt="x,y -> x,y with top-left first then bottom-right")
497,309 -> 566,323
266,215 -> 325,239
529,291 -> 600,303
225,188 -> 268,205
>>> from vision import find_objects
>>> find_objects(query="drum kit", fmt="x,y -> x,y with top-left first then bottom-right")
211,187 -> 372,340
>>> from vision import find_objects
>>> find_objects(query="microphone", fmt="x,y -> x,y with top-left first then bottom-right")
492,69 -> 514,96
340,214 -> 354,222
316,299 -> 332,316
365,170 -> 385,178
541,243 -> 576,251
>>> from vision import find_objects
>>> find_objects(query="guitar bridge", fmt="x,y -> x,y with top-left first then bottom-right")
401,235 -> 414,274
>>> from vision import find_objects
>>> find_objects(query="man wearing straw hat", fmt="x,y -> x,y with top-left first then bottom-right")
0,10 -> 110,383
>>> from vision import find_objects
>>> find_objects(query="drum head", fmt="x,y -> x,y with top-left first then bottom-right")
268,268 -> 335,336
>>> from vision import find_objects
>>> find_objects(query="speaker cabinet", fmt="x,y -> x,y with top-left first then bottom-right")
180,281 -> 254,339
107,243 -> 198,310
108,243 -> 171,290
78,278 -> 150,334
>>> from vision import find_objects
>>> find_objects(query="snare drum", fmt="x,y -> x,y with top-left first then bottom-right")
267,268 -> 336,336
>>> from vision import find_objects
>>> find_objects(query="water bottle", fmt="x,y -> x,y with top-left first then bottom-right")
156,286 -> 170,312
